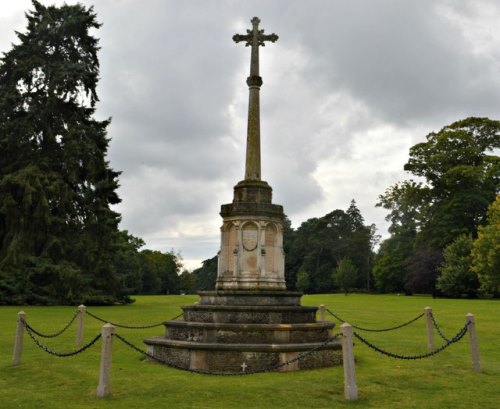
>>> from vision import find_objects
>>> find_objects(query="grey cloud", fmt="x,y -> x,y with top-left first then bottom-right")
2,0 -> 500,266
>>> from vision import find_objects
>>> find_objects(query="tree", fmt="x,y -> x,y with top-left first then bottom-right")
178,270 -> 196,294
139,250 -> 181,294
333,257 -> 358,294
404,117 -> 500,249
295,269 -> 310,293
372,233 -> 414,293
404,246 -> 443,295
112,231 -> 145,295
192,256 -> 218,291
286,201 -> 375,293
472,195 -> 500,296
376,118 -> 499,295
437,234 -> 479,298
0,1 -> 126,304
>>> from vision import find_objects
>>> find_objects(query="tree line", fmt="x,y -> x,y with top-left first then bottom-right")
1,2 -> 498,304
373,118 -> 499,298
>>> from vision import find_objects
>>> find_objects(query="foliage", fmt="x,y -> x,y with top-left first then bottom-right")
191,255 -> 218,291
472,195 -> 500,295
0,1 -> 131,305
437,235 -> 479,298
372,232 -> 414,293
404,246 -> 443,295
285,200 -> 376,293
376,117 -> 500,295
405,117 -> 500,249
178,270 -> 196,294
112,231 -> 145,294
332,257 -> 358,294
295,268 -> 310,293
138,250 -> 182,295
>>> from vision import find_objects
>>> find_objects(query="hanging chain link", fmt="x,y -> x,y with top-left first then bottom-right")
114,332 -> 341,376
352,322 -> 470,360
430,312 -> 451,342
21,309 -> 80,338
326,308 -> 424,332
22,318 -> 101,357
85,310 -> 183,329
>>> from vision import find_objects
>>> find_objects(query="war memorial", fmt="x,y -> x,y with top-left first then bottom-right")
144,17 -> 342,373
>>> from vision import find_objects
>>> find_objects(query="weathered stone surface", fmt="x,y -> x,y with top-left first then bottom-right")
182,304 -> 317,324
143,290 -> 342,373
144,337 -> 342,373
143,18 -> 344,374
165,321 -> 334,344
198,290 -> 303,306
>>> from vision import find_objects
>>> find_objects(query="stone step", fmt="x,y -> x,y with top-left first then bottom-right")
165,320 -> 335,344
197,290 -> 303,306
145,337 -> 341,352
181,304 -> 318,324
143,337 -> 342,373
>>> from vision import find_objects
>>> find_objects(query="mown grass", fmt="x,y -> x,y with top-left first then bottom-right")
0,294 -> 498,408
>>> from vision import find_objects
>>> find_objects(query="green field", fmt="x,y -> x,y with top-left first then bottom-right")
1,294 -> 498,409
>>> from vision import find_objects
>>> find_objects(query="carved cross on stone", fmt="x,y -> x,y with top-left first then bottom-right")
233,17 -> 278,85
241,362 -> 248,372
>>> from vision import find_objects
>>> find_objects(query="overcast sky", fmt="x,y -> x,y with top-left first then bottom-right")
2,0 -> 500,269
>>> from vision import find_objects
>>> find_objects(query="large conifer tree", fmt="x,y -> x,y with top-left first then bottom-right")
0,1 -> 128,304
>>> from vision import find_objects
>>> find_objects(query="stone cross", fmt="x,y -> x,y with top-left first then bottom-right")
240,362 -> 248,372
233,17 -> 278,80
233,17 -> 278,180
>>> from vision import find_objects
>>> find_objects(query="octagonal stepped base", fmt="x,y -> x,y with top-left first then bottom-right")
144,291 -> 341,373
166,321 -> 334,344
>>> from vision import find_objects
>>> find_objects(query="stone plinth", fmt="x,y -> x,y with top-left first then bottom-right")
217,180 -> 286,291
144,291 -> 341,373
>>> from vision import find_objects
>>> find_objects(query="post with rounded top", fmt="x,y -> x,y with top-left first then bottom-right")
97,323 -> 115,398
424,306 -> 434,350
466,313 -> 481,372
341,323 -> 358,401
76,304 -> 86,346
318,304 -> 326,321
12,311 -> 26,366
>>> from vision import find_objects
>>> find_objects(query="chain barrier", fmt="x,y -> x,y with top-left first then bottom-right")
353,322 -> 469,360
114,332 -> 341,376
20,309 -> 80,338
326,308 -> 424,332
21,318 -> 101,357
85,310 -> 183,329
430,312 -> 451,342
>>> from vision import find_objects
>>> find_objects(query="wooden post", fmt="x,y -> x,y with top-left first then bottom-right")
341,323 -> 358,401
96,323 -> 115,398
466,313 -> 481,372
424,306 -> 434,350
76,304 -> 86,346
12,311 -> 26,366
319,304 -> 325,321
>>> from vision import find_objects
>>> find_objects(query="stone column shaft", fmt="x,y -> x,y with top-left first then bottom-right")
245,84 -> 261,180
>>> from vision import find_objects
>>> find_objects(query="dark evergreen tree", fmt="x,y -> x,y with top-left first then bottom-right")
139,250 -> 181,295
0,1 -> 127,304
285,201 -> 375,293
192,256 -> 218,291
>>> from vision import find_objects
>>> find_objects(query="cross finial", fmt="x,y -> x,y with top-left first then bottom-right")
233,17 -> 278,79
232,17 -> 278,181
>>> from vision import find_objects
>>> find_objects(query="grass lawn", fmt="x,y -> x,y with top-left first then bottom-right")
0,294 -> 498,408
